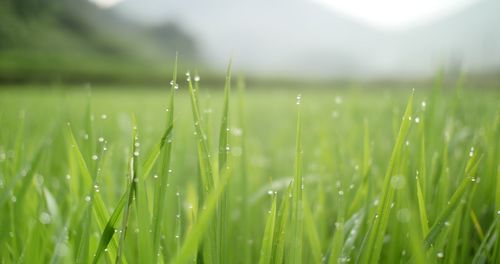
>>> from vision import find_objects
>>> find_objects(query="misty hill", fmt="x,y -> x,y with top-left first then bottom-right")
0,0 -> 197,83
116,0 -> 500,78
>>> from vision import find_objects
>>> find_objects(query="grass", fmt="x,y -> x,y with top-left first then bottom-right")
0,67 -> 499,263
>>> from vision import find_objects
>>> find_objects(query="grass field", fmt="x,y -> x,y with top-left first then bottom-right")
1,72 -> 499,263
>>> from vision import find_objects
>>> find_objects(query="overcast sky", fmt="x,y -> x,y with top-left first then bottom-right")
90,0 -> 479,30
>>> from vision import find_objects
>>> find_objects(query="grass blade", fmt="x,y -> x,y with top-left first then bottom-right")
258,194 -> 277,264
151,54 -> 178,262
288,94 -> 304,264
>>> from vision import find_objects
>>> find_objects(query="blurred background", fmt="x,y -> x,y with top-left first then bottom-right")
1,0 -> 499,86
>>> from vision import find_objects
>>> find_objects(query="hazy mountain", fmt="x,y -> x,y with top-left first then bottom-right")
115,0 -> 500,78
0,0 -> 198,82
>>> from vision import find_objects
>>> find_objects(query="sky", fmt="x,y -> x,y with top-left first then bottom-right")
312,0 -> 479,30
90,0 -> 478,31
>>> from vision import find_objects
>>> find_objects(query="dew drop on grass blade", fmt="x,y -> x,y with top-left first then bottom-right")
258,194 -> 277,264
357,91 -> 414,264
152,55 -> 177,263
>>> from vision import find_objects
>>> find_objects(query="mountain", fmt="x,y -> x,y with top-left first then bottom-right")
0,0 -> 198,83
115,0 -> 500,78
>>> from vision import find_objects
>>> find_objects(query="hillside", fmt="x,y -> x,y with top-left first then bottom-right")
0,0 -> 198,83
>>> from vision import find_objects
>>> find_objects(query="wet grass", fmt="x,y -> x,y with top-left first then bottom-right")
0,71 -> 499,263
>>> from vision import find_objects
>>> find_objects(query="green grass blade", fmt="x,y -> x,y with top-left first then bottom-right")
472,215 -> 500,264
288,94 -> 304,264
423,152 -> 483,249
272,182 -> 293,264
303,194 -> 322,264
358,91 -> 414,264
116,120 -> 139,264
151,54 -> 177,262
217,59 -> 232,264
169,168 -> 232,264
258,194 -> 277,264
92,192 -> 127,264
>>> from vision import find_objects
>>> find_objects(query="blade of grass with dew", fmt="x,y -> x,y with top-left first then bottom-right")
169,167 -> 232,264
141,123 -> 173,180
217,59 -> 232,264
329,187 -> 345,264
258,194 -> 277,264
423,152 -> 483,249
272,182 -> 293,264
91,192 -> 127,264
116,121 -> 139,264
151,55 -> 177,262
288,94 -> 304,264
66,124 -> 117,263
187,71 -> 214,194
416,120 -> 429,236
357,91 -> 414,264
186,67 -> 217,264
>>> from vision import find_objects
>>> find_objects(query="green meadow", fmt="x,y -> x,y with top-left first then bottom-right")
1,69 -> 499,263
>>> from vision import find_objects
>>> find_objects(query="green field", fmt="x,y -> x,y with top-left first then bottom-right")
1,77 -> 499,263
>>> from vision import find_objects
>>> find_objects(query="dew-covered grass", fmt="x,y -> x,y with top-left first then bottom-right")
0,74 -> 499,263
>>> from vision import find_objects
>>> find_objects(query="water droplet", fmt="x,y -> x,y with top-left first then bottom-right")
39,212 -> 52,225
390,175 -> 406,189
135,142 -> 140,147
331,111 -> 339,118
98,137 -> 104,142
92,155 -> 98,161
174,84 -> 179,90
436,252 -> 444,258
194,75 -> 200,82
11,196 -> 17,203
101,114 -> 107,120
133,151 -> 139,157
469,147 -> 474,157
185,71 -> 190,76
176,192 -> 180,196
415,117 -> 420,123
83,134 -> 89,140
421,101 -> 427,108
335,96 -> 343,104
66,174 -> 71,180
338,190 -> 344,196
175,234 -> 180,239
85,196 -> 91,202
226,145 -> 231,151
296,94 -> 302,105
267,190 -> 274,195
153,174 -> 158,179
